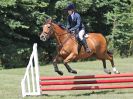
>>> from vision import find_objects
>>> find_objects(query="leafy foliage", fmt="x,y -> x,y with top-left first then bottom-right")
105,0 -> 133,57
0,0 -> 133,68
0,0 -> 49,68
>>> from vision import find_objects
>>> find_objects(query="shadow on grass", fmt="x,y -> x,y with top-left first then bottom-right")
42,90 -> 115,98
116,91 -> 133,94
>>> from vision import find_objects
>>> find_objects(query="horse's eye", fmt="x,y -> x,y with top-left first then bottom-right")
48,26 -> 50,28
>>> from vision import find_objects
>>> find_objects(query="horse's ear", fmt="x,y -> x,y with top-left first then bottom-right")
46,18 -> 52,24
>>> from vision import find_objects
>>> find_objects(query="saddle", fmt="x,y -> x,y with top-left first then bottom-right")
75,34 -> 90,54
69,30 -> 90,54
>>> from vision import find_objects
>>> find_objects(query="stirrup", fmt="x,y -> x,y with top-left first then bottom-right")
86,48 -> 91,53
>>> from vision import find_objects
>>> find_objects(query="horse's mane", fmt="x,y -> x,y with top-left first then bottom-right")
58,24 -> 66,30
54,22 -> 66,30
44,19 -> 66,30
53,21 -> 66,30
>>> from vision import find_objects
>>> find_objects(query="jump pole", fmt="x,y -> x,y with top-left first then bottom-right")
40,74 -> 133,91
40,78 -> 133,86
40,73 -> 133,80
41,85 -> 133,91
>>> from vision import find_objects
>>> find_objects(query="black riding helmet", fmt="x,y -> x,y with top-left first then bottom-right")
64,3 -> 75,11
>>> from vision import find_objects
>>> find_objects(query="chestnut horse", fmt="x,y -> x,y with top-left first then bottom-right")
40,19 -> 120,75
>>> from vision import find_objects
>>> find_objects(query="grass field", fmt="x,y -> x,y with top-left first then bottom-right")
0,57 -> 133,99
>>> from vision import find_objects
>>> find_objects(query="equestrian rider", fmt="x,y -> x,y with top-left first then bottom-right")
65,3 -> 91,53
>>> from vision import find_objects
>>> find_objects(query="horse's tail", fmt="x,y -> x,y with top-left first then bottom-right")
107,50 -> 113,57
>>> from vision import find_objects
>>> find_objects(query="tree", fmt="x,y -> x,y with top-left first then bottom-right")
0,0 -> 132,68
0,0 -> 49,68
105,0 -> 133,57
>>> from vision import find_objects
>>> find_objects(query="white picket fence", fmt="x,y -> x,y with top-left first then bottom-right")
21,43 -> 41,97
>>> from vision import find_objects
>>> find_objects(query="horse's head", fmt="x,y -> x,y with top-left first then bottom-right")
40,19 -> 54,41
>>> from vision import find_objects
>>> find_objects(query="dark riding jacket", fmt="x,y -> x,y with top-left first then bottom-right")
66,12 -> 85,33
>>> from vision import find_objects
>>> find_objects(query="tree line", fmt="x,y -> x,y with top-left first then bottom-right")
0,0 -> 133,68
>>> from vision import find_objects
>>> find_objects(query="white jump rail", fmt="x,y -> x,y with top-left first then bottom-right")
21,43 -> 41,97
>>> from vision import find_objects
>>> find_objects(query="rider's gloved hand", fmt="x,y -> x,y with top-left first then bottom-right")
69,29 -> 75,34
67,29 -> 71,33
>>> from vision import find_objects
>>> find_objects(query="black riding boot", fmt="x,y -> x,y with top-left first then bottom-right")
81,38 -> 91,53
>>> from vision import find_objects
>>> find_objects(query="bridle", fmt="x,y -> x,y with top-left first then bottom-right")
40,24 -> 53,41
49,24 -> 76,49
40,23 -> 77,50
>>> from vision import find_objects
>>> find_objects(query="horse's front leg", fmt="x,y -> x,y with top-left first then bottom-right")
63,53 -> 77,74
53,55 -> 63,75
64,63 -> 77,74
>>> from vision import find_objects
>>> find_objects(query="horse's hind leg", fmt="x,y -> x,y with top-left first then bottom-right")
102,59 -> 111,74
109,58 -> 120,74
53,55 -> 63,75
105,53 -> 120,74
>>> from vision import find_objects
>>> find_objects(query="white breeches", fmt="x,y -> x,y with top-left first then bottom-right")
78,30 -> 85,40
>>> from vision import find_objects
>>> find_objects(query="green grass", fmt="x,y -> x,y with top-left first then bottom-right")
0,57 -> 133,99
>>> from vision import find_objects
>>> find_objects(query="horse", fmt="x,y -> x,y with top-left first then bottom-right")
40,19 -> 120,75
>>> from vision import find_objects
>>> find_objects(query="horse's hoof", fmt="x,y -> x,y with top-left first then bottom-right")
106,71 -> 111,74
56,71 -> 63,75
114,71 -> 120,74
104,69 -> 111,74
70,70 -> 77,74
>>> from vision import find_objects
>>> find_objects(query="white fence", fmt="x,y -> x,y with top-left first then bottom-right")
21,43 -> 41,97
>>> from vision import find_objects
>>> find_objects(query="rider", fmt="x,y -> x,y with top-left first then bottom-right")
64,3 -> 91,53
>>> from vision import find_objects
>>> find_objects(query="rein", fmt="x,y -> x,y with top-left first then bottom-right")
58,33 -> 73,49
51,24 -> 76,49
